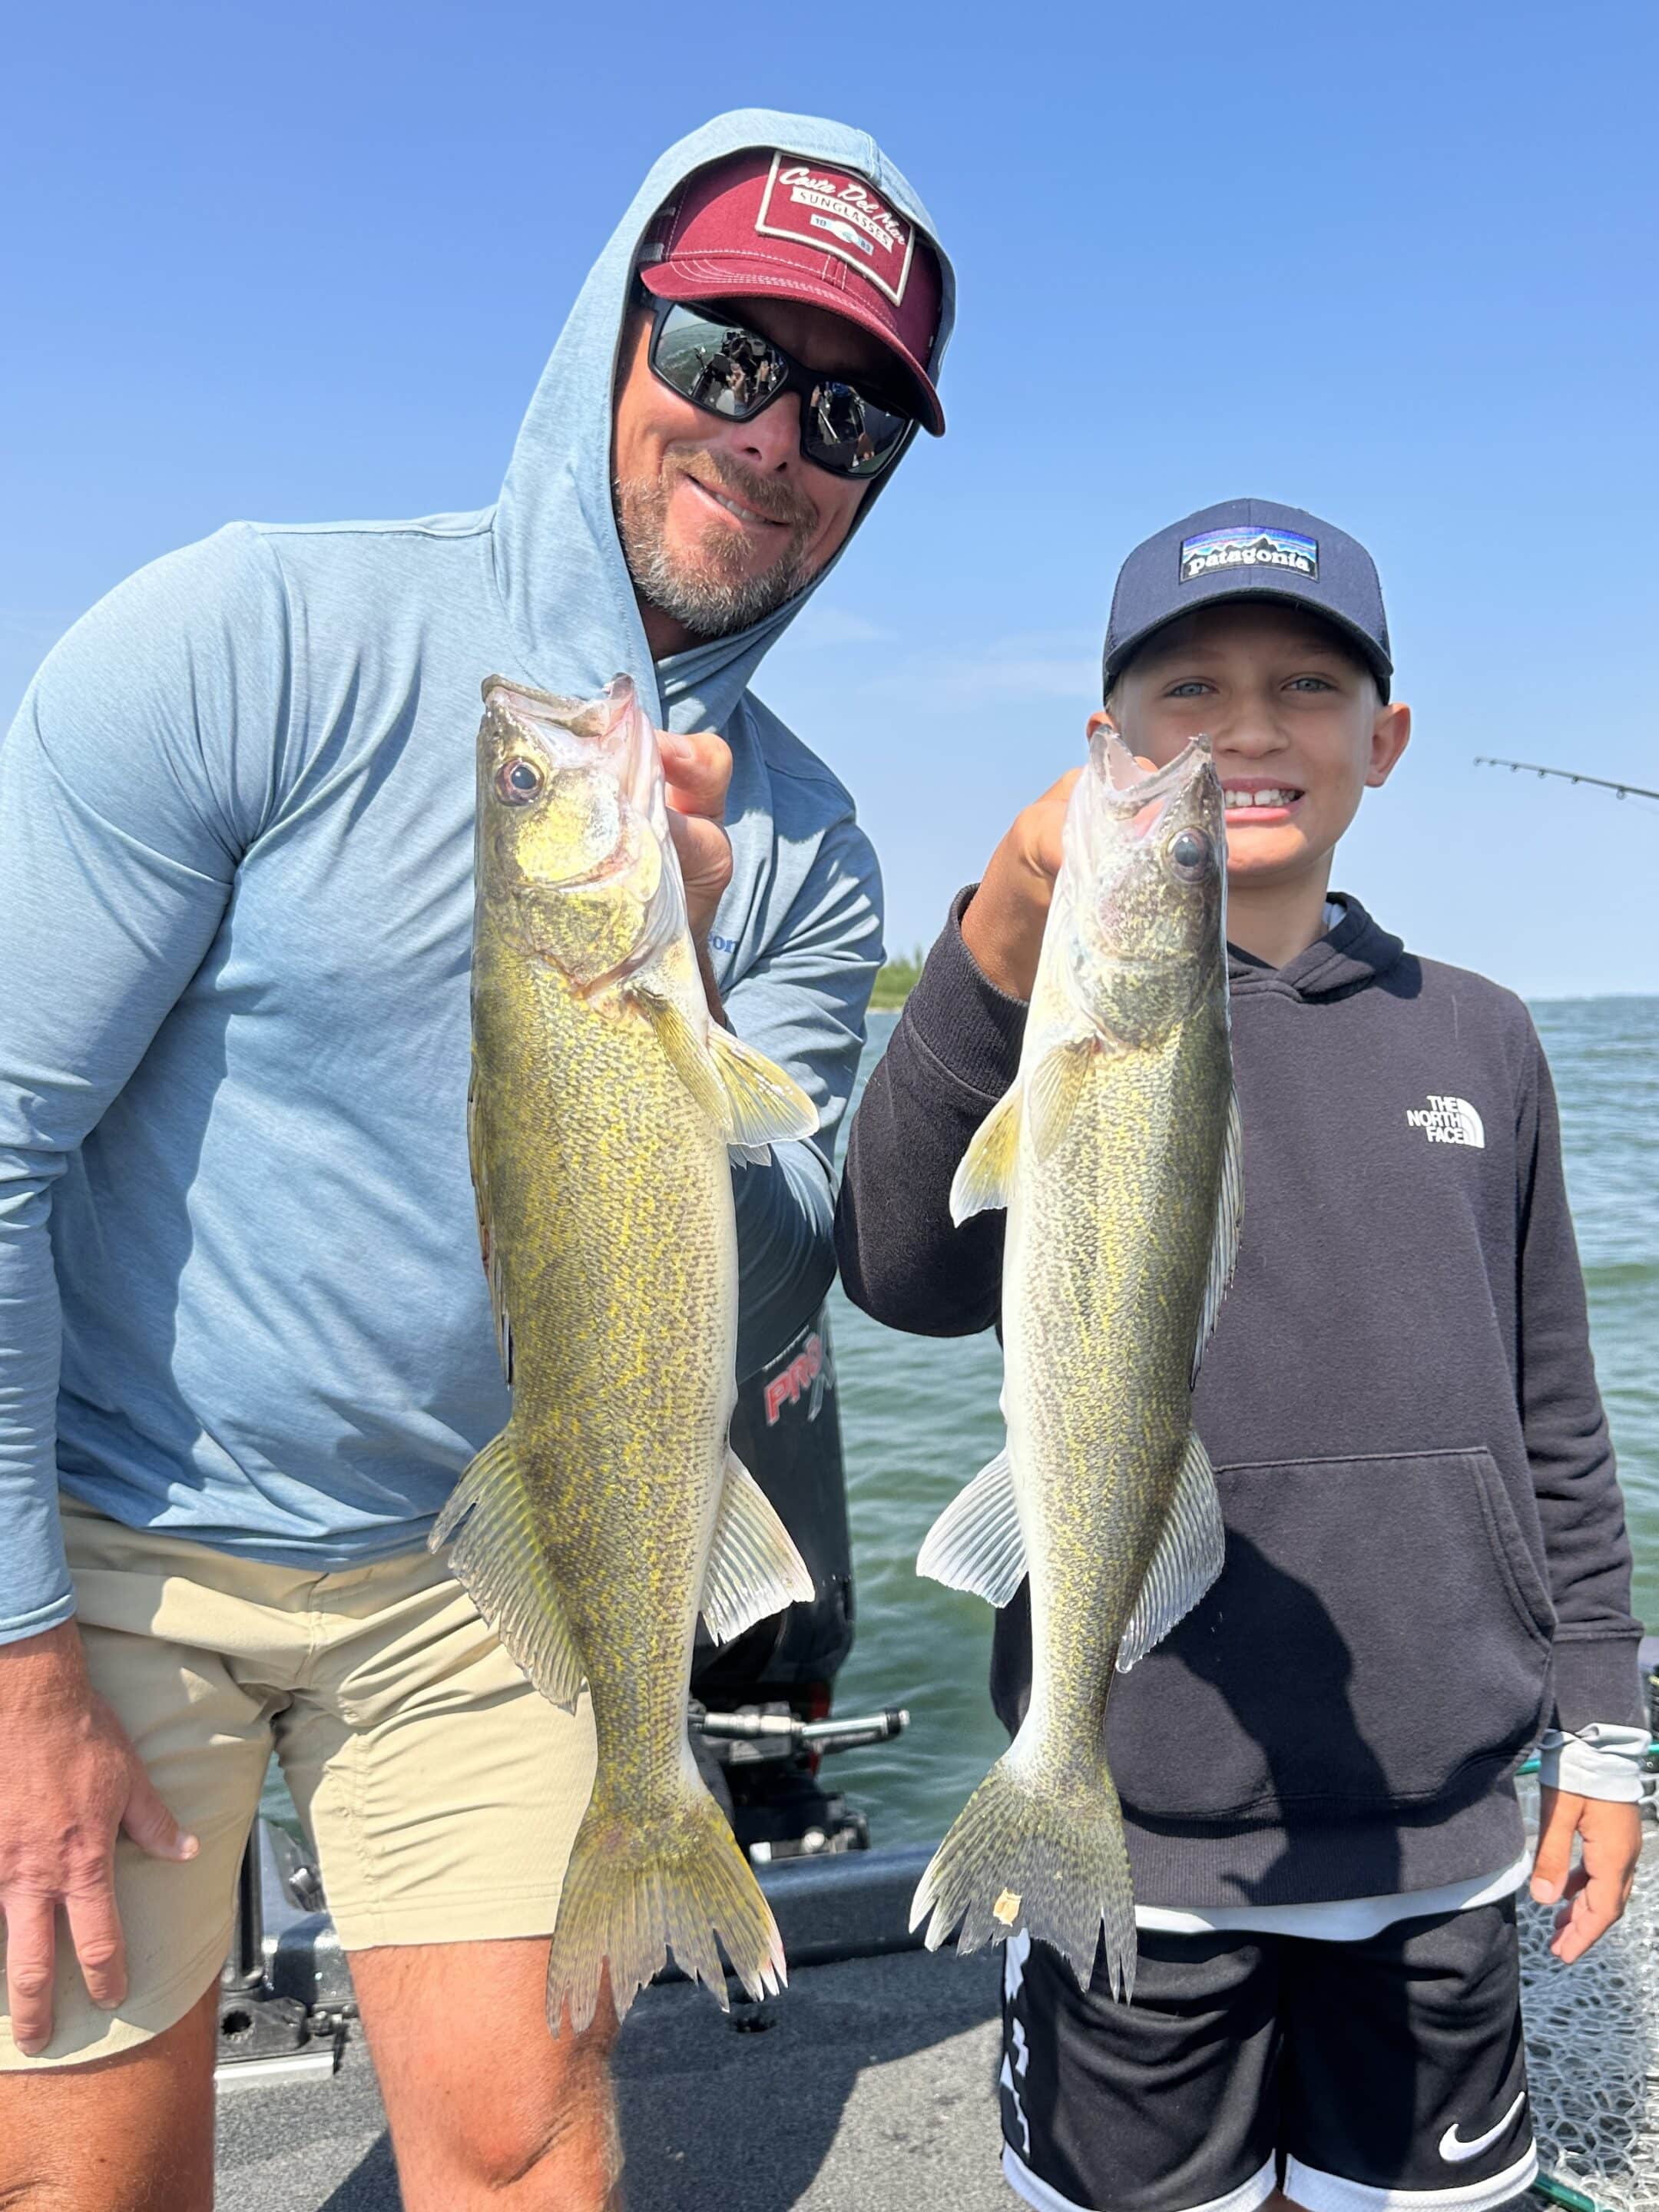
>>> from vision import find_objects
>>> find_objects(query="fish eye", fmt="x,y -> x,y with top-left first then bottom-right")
1166,827 -> 1213,881
496,757 -> 543,805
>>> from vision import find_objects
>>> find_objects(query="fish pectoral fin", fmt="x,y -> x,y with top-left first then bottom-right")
700,1448 -> 816,1644
950,1084 -> 1023,1224
1026,1032 -> 1100,1162
916,1446 -> 1027,1606
633,987 -> 730,1126
634,988 -> 820,1151
1114,1429 -> 1225,1674
704,1025 -> 820,1149
1191,1085 -> 1243,1387
429,1431 -> 584,1708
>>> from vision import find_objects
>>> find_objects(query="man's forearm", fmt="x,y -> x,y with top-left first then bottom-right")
732,1140 -> 836,1382
0,1174 -> 77,1645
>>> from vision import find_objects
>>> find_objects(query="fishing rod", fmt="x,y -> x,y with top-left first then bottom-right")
1474,757 -> 1659,803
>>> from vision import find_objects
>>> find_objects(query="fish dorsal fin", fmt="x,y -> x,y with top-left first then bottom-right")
468,1056 -> 514,1385
429,1430 -> 584,1708
1114,1429 -> 1224,1674
916,1445 -> 1027,1607
950,1084 -> 1023,1224
1192,1087 -> 1243,1386
634,988 -> 819,1153
1027,1033 -> 1099,1162
700,1448 -> 816,1645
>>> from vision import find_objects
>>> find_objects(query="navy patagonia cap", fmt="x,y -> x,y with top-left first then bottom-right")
1103,498 -> 1392,702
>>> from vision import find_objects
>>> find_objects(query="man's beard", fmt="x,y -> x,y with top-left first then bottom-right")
615,449 -> 820,641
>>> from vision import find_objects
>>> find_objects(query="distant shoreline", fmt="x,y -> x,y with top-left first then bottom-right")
869,961 -> 1659,1015
869,953 -> 922,1011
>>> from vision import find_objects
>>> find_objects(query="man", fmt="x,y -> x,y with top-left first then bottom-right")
0,111 -> 952,2210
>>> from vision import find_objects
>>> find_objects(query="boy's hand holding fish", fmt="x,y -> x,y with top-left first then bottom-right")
962,753 -> 1159,1003
960,767 -> 1081,1003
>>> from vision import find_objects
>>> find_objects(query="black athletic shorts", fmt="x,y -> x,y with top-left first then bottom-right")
999,1900 -> 1537,2212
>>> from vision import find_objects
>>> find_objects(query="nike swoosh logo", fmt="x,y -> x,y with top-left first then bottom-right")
1439,2091 -> 1527,2164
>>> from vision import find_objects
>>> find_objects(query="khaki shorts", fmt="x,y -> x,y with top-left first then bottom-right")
0,1494 -> 595,2071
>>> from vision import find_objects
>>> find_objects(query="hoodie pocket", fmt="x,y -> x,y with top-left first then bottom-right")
1105,1449 -> 1556,1822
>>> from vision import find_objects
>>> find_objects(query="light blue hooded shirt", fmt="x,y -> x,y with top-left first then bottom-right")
0,111 -> 955,1641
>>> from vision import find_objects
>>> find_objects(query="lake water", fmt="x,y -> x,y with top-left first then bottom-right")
824,998 -> 1659,1844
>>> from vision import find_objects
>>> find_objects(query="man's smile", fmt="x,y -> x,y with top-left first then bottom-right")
679,467 -> 791,535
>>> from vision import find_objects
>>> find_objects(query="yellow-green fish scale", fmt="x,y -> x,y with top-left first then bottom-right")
472,918 -> 733,1812
1005,1002 -> 1230,1789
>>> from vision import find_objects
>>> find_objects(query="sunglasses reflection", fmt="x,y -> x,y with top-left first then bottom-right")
687,327 -> 783,412
651,300 -> 908,477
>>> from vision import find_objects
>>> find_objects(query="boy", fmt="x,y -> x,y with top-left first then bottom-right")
834,500 -> 1647,2212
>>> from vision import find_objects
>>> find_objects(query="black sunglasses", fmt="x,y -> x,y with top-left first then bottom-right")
644,295 -> 917,481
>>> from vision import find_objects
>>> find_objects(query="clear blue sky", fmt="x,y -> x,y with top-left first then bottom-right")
5,2 -> 1655,995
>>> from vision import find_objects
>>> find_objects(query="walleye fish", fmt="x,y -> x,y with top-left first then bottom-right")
432,674 -> 818,2034
911,731 -> 1239,2002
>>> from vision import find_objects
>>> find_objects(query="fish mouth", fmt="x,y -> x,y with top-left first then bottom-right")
1097,730 -> 1219,833
480,672 -> 662,831
482,673 -> 635,758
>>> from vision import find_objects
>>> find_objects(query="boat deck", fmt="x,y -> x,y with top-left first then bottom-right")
217,1939 -> 1007,2210
217,1675 -> 1659,2212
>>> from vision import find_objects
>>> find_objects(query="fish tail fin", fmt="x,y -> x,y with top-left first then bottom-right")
909,1747 -> 1137,2002
547,1760 -> 786,2035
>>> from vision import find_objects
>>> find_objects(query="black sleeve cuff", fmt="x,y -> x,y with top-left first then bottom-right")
900,886 -> 1028,1101
1551,1630 -> 1648,1733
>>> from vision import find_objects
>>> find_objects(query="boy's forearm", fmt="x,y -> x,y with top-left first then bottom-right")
834,891 -> 1026,1337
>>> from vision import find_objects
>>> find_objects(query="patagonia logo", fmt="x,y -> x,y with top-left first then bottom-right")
1406,1094 -> 1485,1148
1181,526 -> 1319,584
755,154 -> 915,304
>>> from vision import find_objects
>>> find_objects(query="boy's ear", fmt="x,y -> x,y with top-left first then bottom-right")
1086,708 -> 1116,740
1366,700 -> 1412,790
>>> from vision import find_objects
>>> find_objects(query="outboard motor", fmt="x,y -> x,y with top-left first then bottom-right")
693,1303 -> 853,1699
692,1306 -> 905,1858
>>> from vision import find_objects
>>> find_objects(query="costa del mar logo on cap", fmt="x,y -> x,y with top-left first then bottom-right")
754,154 -> 916,305
1181,525 -> 1320,584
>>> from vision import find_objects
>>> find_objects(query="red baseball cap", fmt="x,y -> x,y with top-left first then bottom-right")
637,149 -> 945,435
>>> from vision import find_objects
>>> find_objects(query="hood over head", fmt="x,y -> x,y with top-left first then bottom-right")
492,109 -> 955,737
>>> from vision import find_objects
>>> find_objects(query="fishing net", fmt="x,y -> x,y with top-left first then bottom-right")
1518,1770 -> 1659,2212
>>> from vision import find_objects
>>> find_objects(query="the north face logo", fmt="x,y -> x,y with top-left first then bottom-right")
1406,1094 -> 1485,1147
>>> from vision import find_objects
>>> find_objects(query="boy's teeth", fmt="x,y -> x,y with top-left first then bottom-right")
1225,787 -> 1297,807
